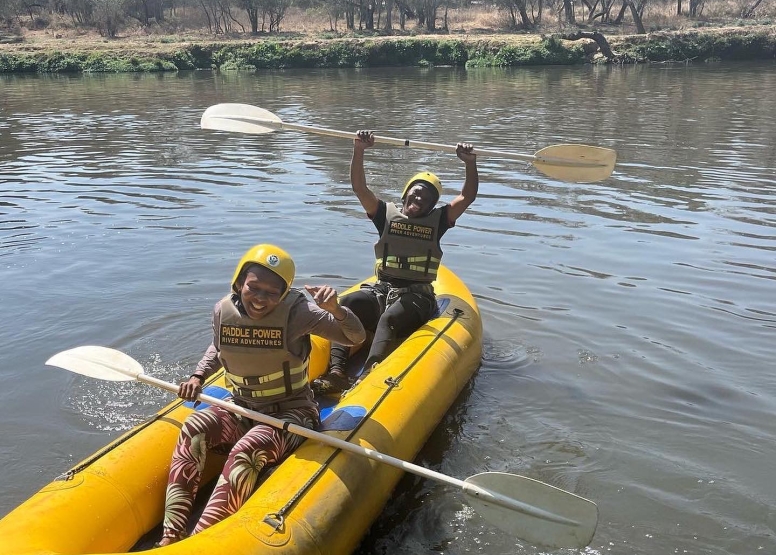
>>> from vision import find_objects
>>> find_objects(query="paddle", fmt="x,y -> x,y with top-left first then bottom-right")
200,103 -> 617,183
46,345 -> 599,549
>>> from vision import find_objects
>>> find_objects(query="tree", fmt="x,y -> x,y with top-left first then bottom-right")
410,0 -> 441,30
126,0 -> 165,25
495,0 -> 534,28
383,0 -> 394,31
344,0 -> 354,29
359,0 -> 374,29
561,30 -> 617,59
625,0 -> 645,32
238,0 -> 260,31
580,0 -> 618,22
57,0 -> 94,25
562,0 -> 575,23
318,0 -> 348,31
741,0 -> 763,16
93,0 -> 125,36
198,0 -> 233,33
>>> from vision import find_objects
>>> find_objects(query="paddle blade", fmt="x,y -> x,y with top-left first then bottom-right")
464,472 -> 598,549
533,144 -> 616,183
46,346 -> 144,382
201,103 -> 282,135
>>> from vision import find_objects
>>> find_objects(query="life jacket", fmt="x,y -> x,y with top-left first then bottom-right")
216,290 -> 310,405
374,202 -> 444,283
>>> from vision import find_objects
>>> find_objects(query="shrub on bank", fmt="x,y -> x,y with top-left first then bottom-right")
0,50 -> 180,72
615,30 -> 776,62
467,36 -> 585,67
203,37 -> 583,69
1,29 -> 774,73
207,39 -> 467,69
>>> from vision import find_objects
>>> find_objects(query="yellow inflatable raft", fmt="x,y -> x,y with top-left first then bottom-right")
0,265 -> 482,555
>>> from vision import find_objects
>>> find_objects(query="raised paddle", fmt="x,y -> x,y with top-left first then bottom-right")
200,103 -> 617,183
47,345 -> 599,549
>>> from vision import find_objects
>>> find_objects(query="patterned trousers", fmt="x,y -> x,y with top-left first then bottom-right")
161,402 -> 318,539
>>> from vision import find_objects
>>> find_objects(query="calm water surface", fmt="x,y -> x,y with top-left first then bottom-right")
1,63 -> 775,554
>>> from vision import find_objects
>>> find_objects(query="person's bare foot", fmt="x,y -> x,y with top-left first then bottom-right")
153,534 -> 182,548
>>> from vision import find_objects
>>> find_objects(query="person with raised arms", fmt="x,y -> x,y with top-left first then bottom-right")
312,130 -> 478,395
155,243 -> 365,547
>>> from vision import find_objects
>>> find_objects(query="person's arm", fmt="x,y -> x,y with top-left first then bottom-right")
302,285 -> 366,346
351,130 -> 380,218
192,343 -> 221,379
179,304 -> 222,401
446,142 -> 478,225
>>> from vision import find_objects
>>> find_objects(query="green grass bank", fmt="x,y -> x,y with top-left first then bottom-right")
1,27 -> 775,74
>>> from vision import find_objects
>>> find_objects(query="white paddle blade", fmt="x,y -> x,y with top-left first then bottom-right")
200,103 -> 282,135
533,144 -> 617,183
464,472 -> 598,549
46,346 -> 144,382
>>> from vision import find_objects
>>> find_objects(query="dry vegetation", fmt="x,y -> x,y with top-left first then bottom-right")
1,0 -> 774,57
1,8 -> 515,56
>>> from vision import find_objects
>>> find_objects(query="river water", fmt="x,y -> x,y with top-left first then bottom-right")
1,62 -> 775,554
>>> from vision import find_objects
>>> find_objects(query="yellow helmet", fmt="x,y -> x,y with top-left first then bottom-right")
231,244 -> 295,299
401,171 -> 442,202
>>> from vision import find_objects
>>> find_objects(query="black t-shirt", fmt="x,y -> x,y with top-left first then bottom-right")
370,200 -> 452,287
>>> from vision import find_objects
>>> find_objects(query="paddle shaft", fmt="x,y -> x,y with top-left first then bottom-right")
139,373 -> 574,525
208,116 -> 608,169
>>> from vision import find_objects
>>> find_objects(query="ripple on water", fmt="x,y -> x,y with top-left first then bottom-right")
3,66 -> 776,555
481,338 -> 533,370
64,353 -> 186,432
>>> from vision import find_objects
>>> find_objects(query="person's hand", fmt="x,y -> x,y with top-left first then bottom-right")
354,130 -> 375,152
178,376 -> 203,402
305,285 -> 346,319
456,142 -> 476,164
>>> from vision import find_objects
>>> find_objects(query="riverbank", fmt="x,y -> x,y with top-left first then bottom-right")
1,24 -> 775,73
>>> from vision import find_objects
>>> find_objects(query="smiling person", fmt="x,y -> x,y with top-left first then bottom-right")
155,244 -> 365,547
312,130 -> 478,395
